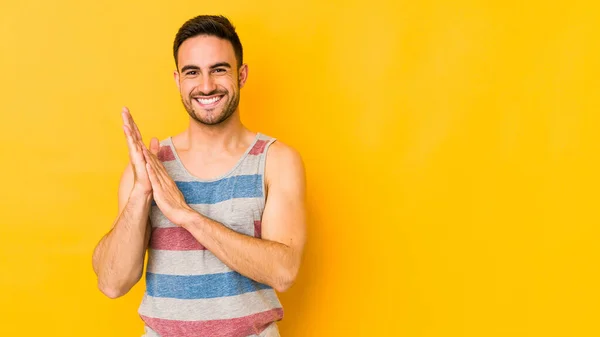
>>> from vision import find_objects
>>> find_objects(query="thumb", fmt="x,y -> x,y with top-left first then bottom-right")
149,137 -> 160,155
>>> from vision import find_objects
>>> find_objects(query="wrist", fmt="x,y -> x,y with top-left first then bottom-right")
130,185 -> 153,202
180,208 -> 204,230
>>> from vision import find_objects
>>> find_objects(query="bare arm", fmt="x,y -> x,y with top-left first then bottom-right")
91,108 -> 158,299
143,141 -> 307,292
92,165 -> 152,298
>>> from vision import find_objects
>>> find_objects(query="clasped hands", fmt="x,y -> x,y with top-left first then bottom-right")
121,107 -> 196,226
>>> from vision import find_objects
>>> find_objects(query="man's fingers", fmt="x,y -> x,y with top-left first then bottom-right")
122,107 -> 141,143
142,148 -> 162,184
122,107 -> 139,143
122,107 -> 140,142
127,110 -> 144,143
150,137 -> 160,155
145,162 -> 161,190
121,107 -> 131,128
122,125 -> 137,158
144,147 -> 168,186
124,124 -> 146,174
132,120 -> 144,143
123,107 -> 152,158
144,149 -> 167,188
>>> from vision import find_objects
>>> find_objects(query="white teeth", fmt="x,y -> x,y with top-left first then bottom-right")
196,96 -> 221,105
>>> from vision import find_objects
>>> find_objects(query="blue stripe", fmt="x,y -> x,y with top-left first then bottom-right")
152,174 -> 263,205
145,271 -> 272,299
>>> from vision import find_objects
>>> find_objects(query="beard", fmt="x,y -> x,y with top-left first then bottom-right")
181,86 -> 240,126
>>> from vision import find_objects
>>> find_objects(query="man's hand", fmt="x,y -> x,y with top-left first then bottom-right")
91,107 -> 159,298
121,107 -> 158,194
142,145 -> 195,226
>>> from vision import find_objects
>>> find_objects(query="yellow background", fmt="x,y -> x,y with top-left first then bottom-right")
1,0 -> 599,336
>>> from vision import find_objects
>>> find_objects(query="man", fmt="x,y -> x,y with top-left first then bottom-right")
92,15 -> 306,337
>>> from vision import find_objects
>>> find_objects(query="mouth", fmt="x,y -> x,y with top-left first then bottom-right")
193,95 -> 225,109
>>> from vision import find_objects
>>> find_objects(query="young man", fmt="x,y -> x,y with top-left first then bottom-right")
92,15 -> 307,337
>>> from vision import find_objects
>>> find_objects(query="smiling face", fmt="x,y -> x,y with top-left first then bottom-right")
174,35 -> 248,125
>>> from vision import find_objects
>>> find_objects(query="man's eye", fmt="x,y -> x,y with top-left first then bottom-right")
186,71 -> 198,76
213,68 -> 226,74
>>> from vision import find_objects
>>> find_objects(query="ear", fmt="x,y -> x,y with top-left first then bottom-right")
238,63 -> 249,89
173,70 -> 181,91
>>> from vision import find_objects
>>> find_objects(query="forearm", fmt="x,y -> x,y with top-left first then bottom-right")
92,188 -> 152,298
182,212 -> 299,292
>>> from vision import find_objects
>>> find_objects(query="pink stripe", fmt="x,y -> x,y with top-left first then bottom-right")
249,140 -> 268,155
254,220 -> 262,238
141,308 -> 283,337
150,227 -> 206,251
158,145 -> 175,162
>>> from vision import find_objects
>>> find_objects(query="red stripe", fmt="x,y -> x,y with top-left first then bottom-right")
140,308 -> 283,337
158,145 -> 176,162
150,227 -> 206,251
254,220 -> 262,238
249,140 -> 268,155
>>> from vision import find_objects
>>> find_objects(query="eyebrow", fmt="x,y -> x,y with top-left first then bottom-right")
210,62 -> 231,69
180,62 -> 232,73
180,65 -> 200,73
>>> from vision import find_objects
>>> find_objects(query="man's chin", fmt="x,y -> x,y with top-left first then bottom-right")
192,111 -> 230,126
183,98 -> 237,126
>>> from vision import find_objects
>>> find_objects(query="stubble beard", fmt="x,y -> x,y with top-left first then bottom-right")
182,87 -> 240,126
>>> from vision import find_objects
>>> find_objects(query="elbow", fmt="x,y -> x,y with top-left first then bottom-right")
273,267 -> 299,293
95,265 -> 143,299
98,282 -> 128,299
97,272 -> 141,299
274,281 -> 293,293
100,288 -> 124,299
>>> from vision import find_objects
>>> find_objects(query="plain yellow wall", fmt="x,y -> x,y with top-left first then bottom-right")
1,0 -> 599,336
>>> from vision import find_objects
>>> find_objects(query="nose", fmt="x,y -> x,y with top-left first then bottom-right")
197,73 -> 217,95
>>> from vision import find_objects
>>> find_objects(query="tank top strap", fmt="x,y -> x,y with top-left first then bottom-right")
222,133 -> 273,172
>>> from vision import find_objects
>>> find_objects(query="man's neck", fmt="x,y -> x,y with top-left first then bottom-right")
182,111 -> 251,154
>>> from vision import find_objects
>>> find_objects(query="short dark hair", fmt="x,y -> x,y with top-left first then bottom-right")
173,15 -> 243,70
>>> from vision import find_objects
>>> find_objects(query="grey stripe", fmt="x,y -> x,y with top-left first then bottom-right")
161,155 -> 263,182
150,198 -> 261,237
147,250 -> 232,276
138,289 -> 282,321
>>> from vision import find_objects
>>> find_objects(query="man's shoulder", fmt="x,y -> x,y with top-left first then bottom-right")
265,139 -> 303,167
264,138 -> 305,185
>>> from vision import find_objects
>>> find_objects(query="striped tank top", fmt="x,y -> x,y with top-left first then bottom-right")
138,133 -> 284,337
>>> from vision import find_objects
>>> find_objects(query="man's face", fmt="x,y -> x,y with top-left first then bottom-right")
175,35 -> 247,125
